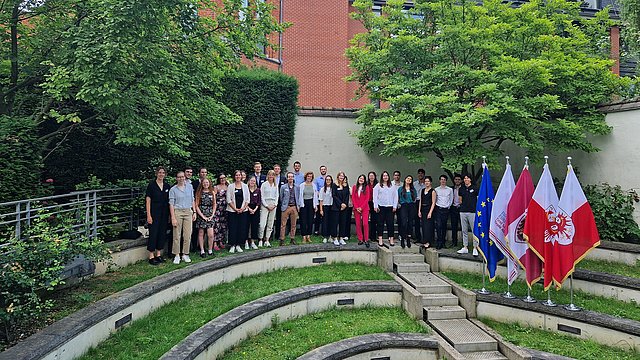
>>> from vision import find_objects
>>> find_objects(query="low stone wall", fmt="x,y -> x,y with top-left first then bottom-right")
476,292 -> 640,352
438,252 -> 640,304
0,245 -> 377,360
160,282 -> 403,360
296,333 -> 439,360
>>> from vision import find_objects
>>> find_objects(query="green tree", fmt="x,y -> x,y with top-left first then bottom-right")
619,0 -> 640,65
347,0 -> 634,180
0,0 -> 286,159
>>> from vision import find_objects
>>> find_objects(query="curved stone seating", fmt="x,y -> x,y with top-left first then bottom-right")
160,281 -> 403,360
0,245 -> 376,360
436,251 -> 640,303
296,333 -> 439,360
475,292 -> 640,352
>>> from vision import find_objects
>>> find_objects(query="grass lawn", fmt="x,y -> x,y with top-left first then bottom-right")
221,307 -> 429,360
482,319 -> 640,360
577,258 -> 640,279
79,263 -> 391,360
441,271 -> 640,321
47,234 -> 351,321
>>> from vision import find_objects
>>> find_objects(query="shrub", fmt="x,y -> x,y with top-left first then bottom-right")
584,183 -> 640,244
0,210 -> 109,348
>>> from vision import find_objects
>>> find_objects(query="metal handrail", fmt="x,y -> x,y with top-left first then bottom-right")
0,187 -> 145,243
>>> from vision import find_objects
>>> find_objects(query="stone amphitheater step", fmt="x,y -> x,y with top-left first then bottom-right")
422,293 -> 459,306
389,244 -> 421,253
429,319 -> 499,353
463,350 -> 508,360
423,305 -> 467,320
397,273 -> 452,294
393,262 -> 430,273
393,253 -> 424,263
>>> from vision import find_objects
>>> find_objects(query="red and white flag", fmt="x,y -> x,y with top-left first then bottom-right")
523,163 -> 558,290
489,163 -> 518,284
553,164 -> 600,289
506,166 -> 542,288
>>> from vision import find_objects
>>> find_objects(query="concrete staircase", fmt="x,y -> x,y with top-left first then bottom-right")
391,247 -> 508,360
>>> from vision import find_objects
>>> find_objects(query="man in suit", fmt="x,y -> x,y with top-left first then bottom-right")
251,162 -> 267,187
279,172 -> 301,246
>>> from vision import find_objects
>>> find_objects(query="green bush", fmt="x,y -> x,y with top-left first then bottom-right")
584,183 -> 640,244
0,210 -> 109,348
0,116 -> 48,201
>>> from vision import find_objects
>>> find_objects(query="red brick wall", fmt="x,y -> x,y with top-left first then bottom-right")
610,25 -> 620,76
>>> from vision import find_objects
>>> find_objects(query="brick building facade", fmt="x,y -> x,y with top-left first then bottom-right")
246,0 -> 628,109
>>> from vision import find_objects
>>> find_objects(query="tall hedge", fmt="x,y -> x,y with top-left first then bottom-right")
43,68 -> 298,189
180,68 -> 299,176
0,116 -> 46,201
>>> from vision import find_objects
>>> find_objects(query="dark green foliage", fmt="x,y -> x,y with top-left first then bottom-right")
584,183 -> 640,244
43,69 -> 298,189
181,68 -> 299,176
0,116 -> 48,201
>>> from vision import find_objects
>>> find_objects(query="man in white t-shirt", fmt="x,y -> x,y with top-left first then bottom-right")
434,174 -> 453,249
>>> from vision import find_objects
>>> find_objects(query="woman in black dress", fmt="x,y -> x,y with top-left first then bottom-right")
418,175 -> 437,249
145,166 -> 170,265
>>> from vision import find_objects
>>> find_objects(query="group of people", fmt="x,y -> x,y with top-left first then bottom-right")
144,161 -> 480,266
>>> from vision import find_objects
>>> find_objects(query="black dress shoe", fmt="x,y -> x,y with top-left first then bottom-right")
155,256 -> 165,263
400,238 -> 405,248
148,258 -> 160,265
365,241 -> 370,248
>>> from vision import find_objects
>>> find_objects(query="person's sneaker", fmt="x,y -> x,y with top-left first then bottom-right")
265,240 -> 271,247
342,237 -> 348,241
236,245 -> 243,253
333,239 -> 340,246
457,247 -> 469,254
251,242 -> 258,250
258,240 -> 263,247
339,239 -> 347,245
245,242 -> 250,250
472,248 -> 479,257
229,246 -> 236,254
323,238 -> 328,243
173,255 -> 181,264
200,252 -> 206,258
182,255 -> 191,263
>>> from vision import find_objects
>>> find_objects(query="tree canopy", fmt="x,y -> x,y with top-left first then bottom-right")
347,0 -> 637,180
0,0 -> 286,158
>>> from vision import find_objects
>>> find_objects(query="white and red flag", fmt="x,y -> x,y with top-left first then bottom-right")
553,164 -> 600,288
506,166 -> 542,288
489,162 -> 518,284
523,163 -> 558,290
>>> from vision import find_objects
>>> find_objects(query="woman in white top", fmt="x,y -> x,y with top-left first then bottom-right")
226,170 -> 250,253
373,171 -> 398,247
318,175 -> 337,244
298,171 -> 319,244
258,170 -> 279,247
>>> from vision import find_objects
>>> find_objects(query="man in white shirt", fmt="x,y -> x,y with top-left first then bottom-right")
434,174 -> 453,249
450,174 -> 462,248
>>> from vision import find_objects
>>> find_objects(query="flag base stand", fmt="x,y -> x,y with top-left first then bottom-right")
541,299 -> 557,307
523,295 -> 536,303
502,291 -> 516,299
564,303 -> 581,312
476,288 -> 491,295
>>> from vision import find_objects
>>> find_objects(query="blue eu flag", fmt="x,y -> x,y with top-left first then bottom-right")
474,165 -> 504,281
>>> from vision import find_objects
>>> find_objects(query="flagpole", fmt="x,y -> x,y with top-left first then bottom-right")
477,156 -> 491,295
564,274 -> 581,311
478,257 -> 490,294
503,281 -> 516,299
541,282 -> 557,307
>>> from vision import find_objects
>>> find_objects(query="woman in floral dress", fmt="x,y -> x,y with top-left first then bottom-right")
214,173 -> 229,250
195,178 -> 217,257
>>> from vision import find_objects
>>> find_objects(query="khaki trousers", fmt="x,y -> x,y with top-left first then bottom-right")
173,208 -> 192,255
280,205 -> 298,240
